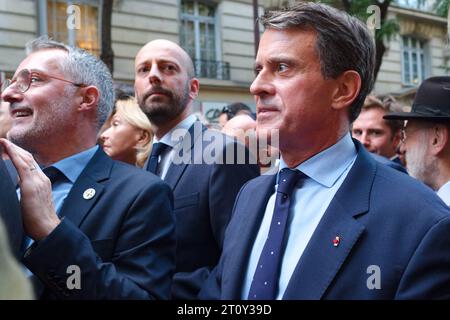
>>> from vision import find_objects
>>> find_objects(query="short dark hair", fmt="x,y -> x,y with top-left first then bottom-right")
260,2 -> 375,122
221,102 -> 252,120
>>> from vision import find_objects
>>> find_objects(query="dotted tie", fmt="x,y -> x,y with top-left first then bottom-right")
146,142 -> 169,174
247,168 -> 303,300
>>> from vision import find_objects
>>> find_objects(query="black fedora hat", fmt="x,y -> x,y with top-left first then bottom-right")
384,76 -> 450,121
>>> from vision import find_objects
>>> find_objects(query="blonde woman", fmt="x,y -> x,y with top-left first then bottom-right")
101,97 -> 152,167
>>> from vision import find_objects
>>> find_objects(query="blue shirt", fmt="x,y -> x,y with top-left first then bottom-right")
46,145 -> 98,214
242,133 -> 357,299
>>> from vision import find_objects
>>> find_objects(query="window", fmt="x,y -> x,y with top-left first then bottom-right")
180,0 -> 229,79
401,36 -> 427,86
42,0 -> 100,55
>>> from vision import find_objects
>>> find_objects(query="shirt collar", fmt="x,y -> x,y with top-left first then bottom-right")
154,114 -> 197,148
47,145 -> 99,183
437,180 -> 450,206
279,133 -> 357,188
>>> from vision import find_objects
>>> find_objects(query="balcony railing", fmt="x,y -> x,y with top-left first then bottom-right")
194,59 -> 230,80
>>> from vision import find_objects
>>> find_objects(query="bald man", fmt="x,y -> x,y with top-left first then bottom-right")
134,40 -> 259,299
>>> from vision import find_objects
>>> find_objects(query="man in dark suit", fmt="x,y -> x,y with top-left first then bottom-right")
0,37 -> 175,299
134,39 -> 260,299
200,2 -> 450,299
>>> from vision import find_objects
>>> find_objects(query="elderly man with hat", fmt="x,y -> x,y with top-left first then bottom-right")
385,76 -> 450,205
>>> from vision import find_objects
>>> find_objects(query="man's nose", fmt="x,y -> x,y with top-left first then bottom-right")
148,64 -> 162,85
360,133 -> 370,147
1,84 -> 23,104
250,70 -> 275,97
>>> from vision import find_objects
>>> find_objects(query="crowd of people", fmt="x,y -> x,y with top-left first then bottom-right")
1,1 -> 450,300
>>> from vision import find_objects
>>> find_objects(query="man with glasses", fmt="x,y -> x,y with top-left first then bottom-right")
0,37 -> 176,299
385,76 -> 450,206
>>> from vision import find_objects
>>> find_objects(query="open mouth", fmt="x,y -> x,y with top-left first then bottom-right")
11,107 -> 33,119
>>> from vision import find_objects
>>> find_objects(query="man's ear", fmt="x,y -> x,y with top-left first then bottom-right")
78,86 -> 99,112
391,129 -> 402,150
331,70 -> 361,111
189,78 -> 200,100
430,124 -> 449,156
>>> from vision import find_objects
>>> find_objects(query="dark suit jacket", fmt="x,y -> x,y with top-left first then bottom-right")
370,153 -> 408,174
23,148 -> 176,299
0,158 -> 22,258
162,121 -> 260,299
200,141 -> 450,299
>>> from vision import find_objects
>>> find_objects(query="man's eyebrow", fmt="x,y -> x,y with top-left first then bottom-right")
136,58 -> 180,69
267,56 -> 299,66
254,56 -> 300,68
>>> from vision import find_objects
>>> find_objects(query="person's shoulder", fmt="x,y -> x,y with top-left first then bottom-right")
373,161 -> 450,222
370,153 -> 407,174
109,160 -> 169,189
239,172 -> 274,190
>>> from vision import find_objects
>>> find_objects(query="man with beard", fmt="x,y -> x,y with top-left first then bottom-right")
0,37 -> 176,299
385,76 -> 450,206
134,39 -> 260,299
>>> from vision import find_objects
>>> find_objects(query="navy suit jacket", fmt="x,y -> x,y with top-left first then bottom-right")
200,141 -> 450,299
370,153 -> 408,174
162,121 -> 260,299
23,148 -> 176,299
0,158 -> 22,258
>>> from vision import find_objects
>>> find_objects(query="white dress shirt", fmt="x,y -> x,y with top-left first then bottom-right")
152,114 -> 197,179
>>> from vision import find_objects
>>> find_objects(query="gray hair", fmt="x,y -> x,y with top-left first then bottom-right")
25,36 -> 114,129
260,2 -> 375,122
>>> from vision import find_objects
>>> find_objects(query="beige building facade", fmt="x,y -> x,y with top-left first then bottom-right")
375,5 -> 450,108
1,1 -> 449,119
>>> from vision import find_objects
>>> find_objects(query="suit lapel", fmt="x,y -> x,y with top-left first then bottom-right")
224,174 -> 277,299
283,142 -> 376,299
58,148 -> 111,227
164,121 -> 204,189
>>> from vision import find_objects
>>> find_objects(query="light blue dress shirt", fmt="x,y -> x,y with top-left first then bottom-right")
46,145 -> 99,213
242,133 -> 357,299
437,180 -> 450,206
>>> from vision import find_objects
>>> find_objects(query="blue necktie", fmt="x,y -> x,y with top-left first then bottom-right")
248,168 -> 303,300
146,142 -> 169,174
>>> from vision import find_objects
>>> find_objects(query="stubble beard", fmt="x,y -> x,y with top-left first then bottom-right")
8,91 -> 74,154
406,137 -> 437,189
138,83 -> 190,126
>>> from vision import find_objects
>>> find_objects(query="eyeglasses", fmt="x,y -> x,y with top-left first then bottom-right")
400,128 -> 407,143
1,69 -> 86,93
400,123 -> 431,143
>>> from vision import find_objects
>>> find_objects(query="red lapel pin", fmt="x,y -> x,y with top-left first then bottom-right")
333,236 -> 340,247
